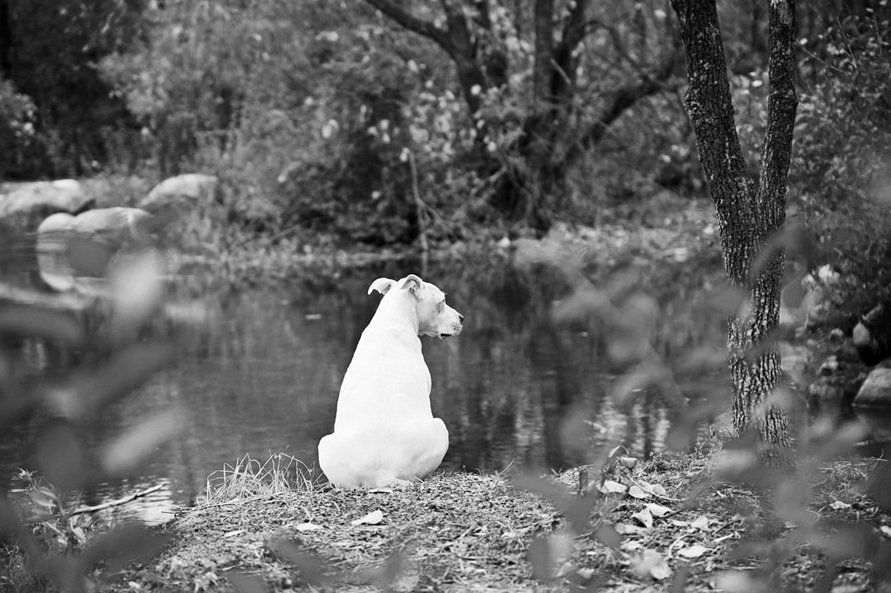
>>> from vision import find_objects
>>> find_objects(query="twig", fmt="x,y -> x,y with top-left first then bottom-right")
199,493 -> 288,509
625,476 -> 684,502
407,151 -> 429,255
68,483 -> 166,517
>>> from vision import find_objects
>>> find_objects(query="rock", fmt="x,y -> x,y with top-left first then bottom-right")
807,356 -> 866,407
36,207 -> 154,292
71,207 -> 153,248
853,367 -> 891,408
140,174 -> 217,211
0,179 -> 93,224
853,304 -> 891,366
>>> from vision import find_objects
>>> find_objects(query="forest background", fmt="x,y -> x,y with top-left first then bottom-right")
1,0 -> 889,271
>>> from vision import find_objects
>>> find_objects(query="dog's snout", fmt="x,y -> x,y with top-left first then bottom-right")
458,313 -> 464,323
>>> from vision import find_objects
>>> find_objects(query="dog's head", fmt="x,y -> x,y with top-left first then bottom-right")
368,274 -> 463,338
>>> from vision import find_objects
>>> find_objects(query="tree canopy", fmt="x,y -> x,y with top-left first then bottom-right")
0,0 -> 888,248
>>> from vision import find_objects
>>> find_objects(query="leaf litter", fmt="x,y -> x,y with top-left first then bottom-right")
103,455 -> 885,592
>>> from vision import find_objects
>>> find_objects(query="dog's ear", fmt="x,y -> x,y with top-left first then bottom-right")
368,278 -> 396,295
399,274 -> 423,297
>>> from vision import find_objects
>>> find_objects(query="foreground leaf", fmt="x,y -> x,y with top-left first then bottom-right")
677,544 -> 709,559
630,549 -> 671,581
351,510 -> 383,526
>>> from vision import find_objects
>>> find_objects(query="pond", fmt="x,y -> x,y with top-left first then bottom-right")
0,248 -> 810,525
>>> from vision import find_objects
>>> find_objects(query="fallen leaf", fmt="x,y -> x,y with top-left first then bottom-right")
881,525 -> 891,538
689,515 -> 710,530
619,456 -> 639,469
645,503 -> 672,517
296,523 -> 322,532
650,560 -> 672,581
632,508 -> 654,529
608,445 -> 626,458
223,530 -> 245,538
599,480 -> 627,494
614,523 -> 645,535
351,510 -> 384,526
829,500 -> 851,511
628,485 -> 650,499
577,567 -> 596,579
677,544 -> 709,558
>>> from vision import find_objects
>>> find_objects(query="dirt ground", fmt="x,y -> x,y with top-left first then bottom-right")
97,454 -> 888,593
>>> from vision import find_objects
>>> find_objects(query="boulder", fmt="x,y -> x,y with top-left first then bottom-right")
36,207 -> 153,292
140,173 -> 217,211
853,367 -> 891,408
852,304 -> 891,366
0,179 -> 93,223
807,355 -> 866,408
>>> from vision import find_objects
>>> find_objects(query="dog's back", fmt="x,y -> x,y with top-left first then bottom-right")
317,274 -> 461,488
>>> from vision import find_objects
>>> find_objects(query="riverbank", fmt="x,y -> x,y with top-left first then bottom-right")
93,452 -> 885,593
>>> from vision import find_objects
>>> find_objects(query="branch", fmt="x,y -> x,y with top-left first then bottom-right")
560,0 -> 590,52
68,483 -> 166,517
472,0 -> 492,29
565,48 -> 679,163
363,0 -> 452,52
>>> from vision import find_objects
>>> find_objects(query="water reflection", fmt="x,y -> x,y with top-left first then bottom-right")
2,255 -> 732,524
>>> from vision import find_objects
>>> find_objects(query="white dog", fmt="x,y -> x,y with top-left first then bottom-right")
318,274 -> 463,488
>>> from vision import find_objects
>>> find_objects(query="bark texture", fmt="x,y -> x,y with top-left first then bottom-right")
671,0 -> 798,465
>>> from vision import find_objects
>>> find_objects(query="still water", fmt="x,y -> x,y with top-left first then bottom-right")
2,255 -> 730,524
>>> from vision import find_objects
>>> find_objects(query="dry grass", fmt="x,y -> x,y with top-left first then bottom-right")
202,453 -> 319,504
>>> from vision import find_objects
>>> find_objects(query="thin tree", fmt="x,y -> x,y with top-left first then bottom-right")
669,0 -> 797,465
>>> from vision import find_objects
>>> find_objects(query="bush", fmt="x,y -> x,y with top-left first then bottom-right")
791,14 -> 891,312
0,78 -> 40,179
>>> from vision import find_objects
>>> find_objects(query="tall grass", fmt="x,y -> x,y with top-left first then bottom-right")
202,453 -> 318,503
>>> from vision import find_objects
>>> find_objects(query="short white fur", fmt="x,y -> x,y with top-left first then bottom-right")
318,274 -> 463,487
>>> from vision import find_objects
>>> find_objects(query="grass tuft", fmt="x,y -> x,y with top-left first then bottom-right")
202,453 -> 318,503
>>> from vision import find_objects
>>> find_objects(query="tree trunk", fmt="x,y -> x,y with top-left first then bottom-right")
670,0 -> 797,466
0,0 -> 11,78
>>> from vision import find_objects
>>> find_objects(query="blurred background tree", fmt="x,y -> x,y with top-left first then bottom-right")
0,0 -> 888,258
0,0 -> 148,178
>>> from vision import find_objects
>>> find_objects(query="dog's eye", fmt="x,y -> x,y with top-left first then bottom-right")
436,301 -> 445,312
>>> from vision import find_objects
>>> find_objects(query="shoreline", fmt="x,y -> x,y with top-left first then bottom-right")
99,452 -> 882,593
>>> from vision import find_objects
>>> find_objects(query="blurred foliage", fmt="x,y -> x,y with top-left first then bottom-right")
0,0 -> 148,178
791,10 -> 891,316
0,243 -> 175,591
0,78 -> 38,178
